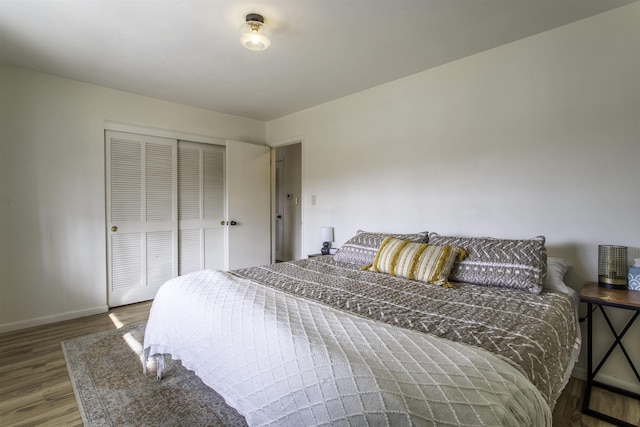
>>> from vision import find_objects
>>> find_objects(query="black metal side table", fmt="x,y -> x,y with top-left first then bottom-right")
579,282 -> 640,427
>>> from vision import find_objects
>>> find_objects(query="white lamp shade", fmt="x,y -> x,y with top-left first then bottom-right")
319,226 -> 334,243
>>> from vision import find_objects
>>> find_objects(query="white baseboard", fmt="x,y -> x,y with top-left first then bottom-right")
0,305 -> 109,334
572,366 -> 640,394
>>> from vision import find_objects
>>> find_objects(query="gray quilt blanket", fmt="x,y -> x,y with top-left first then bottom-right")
233,256 -> 580,409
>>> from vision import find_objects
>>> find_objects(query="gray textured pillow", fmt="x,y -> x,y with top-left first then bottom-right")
427,232 -> 547,294
333,230 -> 428,266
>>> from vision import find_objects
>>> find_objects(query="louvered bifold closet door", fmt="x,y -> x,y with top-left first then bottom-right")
178,141 -> 225,275
106,131 -> 178,307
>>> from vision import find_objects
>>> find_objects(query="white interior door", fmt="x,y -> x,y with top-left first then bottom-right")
226,140 -> 271,270
106,131 -> 178,306
178,141 -> 226,275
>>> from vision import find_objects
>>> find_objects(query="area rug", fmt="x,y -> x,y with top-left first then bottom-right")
61,323 -> 247,426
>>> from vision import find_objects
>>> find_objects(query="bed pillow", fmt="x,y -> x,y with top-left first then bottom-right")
333,230 -> 428,266
427,232 -> 547,294
545,257 -> 571,294
365,237 -> 466,288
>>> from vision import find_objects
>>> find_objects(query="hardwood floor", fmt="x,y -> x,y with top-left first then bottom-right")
0,302 -> 152,426
1,301 -> 638,426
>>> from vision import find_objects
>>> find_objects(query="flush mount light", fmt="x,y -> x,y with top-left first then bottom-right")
239,13 -> 271,51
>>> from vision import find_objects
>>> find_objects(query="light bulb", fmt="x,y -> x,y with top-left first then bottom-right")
239,13 -> 271,51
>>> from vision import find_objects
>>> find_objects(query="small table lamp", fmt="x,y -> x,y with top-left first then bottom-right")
598,244 -> 628,289
320,227 -> 334,255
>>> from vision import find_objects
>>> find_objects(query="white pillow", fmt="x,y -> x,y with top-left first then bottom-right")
545,257 -> 571,294
545,257 -> 581,346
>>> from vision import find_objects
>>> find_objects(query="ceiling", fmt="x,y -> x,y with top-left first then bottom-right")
0,0 -> 635,121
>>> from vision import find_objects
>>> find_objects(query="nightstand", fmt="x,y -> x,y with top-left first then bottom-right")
307,253 -> 324,258
579,282 -> 640,427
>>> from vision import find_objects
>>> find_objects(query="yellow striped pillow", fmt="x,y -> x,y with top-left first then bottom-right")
365,237 -> 467,288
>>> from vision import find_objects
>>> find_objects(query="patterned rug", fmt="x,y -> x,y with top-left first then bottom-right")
61,323 -> 247,426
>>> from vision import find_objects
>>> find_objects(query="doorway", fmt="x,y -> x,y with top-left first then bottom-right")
274,143 -> 302,262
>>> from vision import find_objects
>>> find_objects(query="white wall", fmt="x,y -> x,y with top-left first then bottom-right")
267,3 -> 640,387
0,66 -> 265,331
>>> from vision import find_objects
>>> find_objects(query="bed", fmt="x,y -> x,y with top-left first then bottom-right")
143,231 -> 581,426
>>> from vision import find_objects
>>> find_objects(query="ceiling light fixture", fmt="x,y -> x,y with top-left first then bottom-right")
239,13 -> 271,51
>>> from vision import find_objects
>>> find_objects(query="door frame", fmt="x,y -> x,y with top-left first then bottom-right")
105,121 -> 224,146
270,137 -> 304,262
275,159 -> 284,261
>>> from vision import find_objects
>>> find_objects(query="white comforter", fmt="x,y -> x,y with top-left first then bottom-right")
143,270 -> 551,426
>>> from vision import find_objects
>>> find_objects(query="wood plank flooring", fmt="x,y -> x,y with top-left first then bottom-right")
1,301 -> 638,426
0,302 -> 151,427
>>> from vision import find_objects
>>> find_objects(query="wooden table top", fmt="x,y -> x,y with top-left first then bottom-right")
580,282 -> 640,309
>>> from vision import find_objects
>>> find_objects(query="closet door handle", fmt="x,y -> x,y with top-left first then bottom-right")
111,226 -> 118,232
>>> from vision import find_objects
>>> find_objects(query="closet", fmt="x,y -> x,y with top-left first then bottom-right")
105,130 -> 270,307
